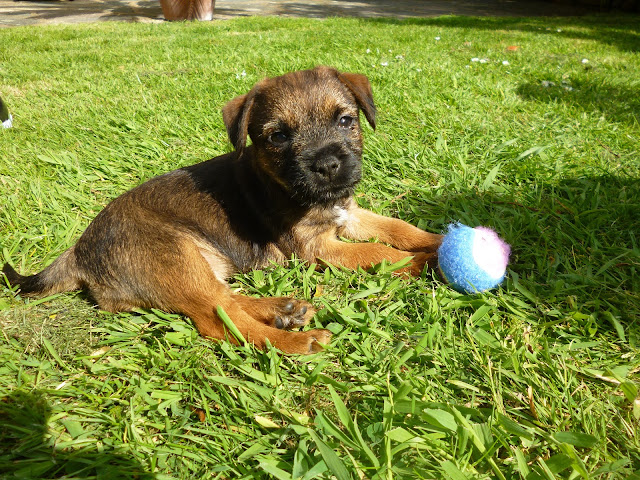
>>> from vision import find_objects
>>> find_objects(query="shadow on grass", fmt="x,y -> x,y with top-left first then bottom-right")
0,390 -> 155,479
517,77 -> 640,125
1,0 -> 163,23
2,0 -> 606,26
368,14 -> 640,52
243,0 -> 601,18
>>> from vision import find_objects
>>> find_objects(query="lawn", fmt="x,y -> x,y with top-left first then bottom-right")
1,13 -> 639,480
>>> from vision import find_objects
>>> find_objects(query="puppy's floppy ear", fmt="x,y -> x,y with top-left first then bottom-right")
338,72 -> 376,130
222,93 -> 255,152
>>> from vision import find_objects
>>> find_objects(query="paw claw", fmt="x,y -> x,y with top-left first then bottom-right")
308,329 -> 332,353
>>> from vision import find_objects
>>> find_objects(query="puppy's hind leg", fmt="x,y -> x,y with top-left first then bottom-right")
177,287 -> 330,354
232,295 -> 316,330
160,243 -> 331,354
188,296 -> 329,354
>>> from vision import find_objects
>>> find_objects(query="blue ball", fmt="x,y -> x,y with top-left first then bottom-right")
437,223 -> 510,294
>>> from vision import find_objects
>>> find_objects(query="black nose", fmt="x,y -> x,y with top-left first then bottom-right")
311,157 -> 341,180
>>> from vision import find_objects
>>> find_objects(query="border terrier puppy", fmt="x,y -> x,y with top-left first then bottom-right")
2,66 -> 442,354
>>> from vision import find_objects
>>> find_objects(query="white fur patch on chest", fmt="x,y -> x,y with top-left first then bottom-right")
333,205 -> 355,228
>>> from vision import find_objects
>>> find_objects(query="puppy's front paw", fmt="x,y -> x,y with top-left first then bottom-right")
409,252 -> 431,276
393,252 -> 438,277
273,299 -> 316,329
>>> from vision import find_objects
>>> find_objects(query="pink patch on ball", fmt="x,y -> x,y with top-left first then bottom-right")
472,226 -> 511,279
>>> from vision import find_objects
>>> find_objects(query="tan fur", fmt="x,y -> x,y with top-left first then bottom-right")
3,66 -> 442,354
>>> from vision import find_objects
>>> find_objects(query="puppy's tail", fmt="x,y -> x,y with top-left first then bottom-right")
2,248 -> 82,297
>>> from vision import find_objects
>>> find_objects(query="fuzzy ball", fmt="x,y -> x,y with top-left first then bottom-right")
438,223 -> 511,293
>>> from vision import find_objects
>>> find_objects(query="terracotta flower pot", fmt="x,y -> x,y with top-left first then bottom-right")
159,0 -> 215,21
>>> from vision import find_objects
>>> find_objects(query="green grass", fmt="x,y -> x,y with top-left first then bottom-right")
1,13 -> 639,479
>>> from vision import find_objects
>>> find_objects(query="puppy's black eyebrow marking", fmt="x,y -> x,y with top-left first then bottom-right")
263,120 -> 292,135
332,103 -> 357,121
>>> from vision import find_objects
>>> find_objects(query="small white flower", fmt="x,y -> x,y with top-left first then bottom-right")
582,58 -> 589,64
557,29 -> 562,32
435,36 -> 441,41
563,86 -> 574,91
381,61 -> 389,67
502,60 -> 510,65
235,70 -> 247,79
366,48 -> 371,53
541,80 -> 555,87
479,58 -> 488,63
471,57 -> 480,62
395,55 -> 404,59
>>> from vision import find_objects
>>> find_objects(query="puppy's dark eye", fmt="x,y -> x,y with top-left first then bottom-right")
268,132 -> 289,147
338,115 -> 354,128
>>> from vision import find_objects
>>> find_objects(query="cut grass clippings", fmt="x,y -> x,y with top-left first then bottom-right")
1,13 -> 640,479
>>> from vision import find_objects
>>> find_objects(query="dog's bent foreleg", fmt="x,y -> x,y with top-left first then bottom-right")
309,232 -> 435,276
337,200 -> 443,253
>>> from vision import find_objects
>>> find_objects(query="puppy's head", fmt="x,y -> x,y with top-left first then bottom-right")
222,66 -> 376,206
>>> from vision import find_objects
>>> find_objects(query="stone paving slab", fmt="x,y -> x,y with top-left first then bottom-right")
0,0 -> 598,28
